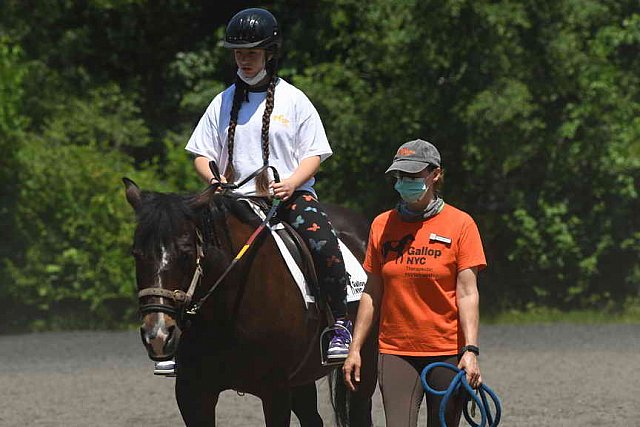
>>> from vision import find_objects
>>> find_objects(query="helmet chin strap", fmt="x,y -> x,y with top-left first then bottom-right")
237,67 -> 268,86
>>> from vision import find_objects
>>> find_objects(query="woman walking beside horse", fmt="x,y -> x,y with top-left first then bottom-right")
343,139 -> 487,426
184,7 -> 351,361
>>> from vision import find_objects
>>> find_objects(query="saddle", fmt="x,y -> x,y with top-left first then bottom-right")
238,197 -> 365,308
240,197 -> 364,367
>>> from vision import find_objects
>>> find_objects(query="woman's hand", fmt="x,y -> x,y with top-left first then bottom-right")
342,350 -> 362,391
270,178 -> 296,201
209,175 -> 227,193
458,352 -> 482,389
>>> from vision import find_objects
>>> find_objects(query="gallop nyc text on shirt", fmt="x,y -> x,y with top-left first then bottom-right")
363,204 -> 487,356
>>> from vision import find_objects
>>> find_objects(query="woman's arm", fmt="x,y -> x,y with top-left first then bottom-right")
457,267 -> 481,388
270,155 -> 320,200
343,272 -> 384,391
193,156 -> 227,185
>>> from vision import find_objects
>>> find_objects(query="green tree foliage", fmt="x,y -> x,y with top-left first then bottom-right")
1,85 -> 158,330
277,0 -> 640,310
0,38 -> 29,321
0,0 -> 638,329
0,38 -> 27,137
5,141 -> 140,329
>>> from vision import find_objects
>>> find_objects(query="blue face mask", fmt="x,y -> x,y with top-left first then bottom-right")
394,177 -> 428,203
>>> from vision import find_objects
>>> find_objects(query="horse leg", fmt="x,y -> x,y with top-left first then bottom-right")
261,388 -> 293,427
327,303 -> 378,426
348,387 -> 374,427
291,382 -> 323,427
176,375 -> 219,426
350,319 -> 379,427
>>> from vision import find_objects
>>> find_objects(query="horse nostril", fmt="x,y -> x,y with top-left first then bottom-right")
140,325 -> 155,344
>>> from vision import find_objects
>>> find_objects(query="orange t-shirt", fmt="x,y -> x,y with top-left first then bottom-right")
363,204 -> 487,356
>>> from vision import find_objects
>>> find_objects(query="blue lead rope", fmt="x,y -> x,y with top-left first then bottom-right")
420,362 -> 502,427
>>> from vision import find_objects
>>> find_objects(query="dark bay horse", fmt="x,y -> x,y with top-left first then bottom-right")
123,179 -> 377,426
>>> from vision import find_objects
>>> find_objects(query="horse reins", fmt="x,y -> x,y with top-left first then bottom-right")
185,162 -> 282,316
208,161 -> 277,192
186,197 -> 281,315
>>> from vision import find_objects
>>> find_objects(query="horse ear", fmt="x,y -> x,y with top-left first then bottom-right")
123,177 -> 142,210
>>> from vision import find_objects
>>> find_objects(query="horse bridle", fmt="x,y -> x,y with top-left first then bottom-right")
136,163 -> 282,321
137,229 -> 205,320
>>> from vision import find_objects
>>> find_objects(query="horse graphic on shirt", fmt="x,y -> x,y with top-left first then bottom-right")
382,234 -> 415,264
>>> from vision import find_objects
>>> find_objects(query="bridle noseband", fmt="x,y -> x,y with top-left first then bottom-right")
137,229 -> 205,323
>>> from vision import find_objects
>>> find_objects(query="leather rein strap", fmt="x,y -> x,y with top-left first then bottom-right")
185,162 -> 282,315
186,197 -> 281,315
209,161 -> 280,192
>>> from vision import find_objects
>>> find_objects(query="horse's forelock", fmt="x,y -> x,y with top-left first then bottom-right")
135,191 -> 197,260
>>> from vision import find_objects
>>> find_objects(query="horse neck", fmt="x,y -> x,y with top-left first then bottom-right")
198,207 -> 259,310
200,210 -> 301,327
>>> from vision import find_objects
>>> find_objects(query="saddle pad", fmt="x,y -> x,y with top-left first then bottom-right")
239,198 -> 367,308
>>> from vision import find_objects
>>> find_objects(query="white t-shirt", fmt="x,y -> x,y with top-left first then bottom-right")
185,78 -> 332,196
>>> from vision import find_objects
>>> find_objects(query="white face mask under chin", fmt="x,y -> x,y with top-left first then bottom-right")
237,67 -> 268,86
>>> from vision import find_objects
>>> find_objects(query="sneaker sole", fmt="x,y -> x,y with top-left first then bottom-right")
326,354 -> 348,360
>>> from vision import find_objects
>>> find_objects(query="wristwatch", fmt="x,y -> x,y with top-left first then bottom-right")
459,345 -> 479,356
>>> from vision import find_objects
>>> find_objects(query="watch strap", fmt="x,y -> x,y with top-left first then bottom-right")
460,345 -> 479,356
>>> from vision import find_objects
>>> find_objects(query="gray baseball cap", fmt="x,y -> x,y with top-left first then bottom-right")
385,139 -> 441,175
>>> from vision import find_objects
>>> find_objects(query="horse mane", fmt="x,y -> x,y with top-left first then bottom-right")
207,192 -> 263,229
134,190 -> 263,261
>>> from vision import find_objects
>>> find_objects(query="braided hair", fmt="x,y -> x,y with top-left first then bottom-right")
224,71 -> 278,196
223,76 -> 246,183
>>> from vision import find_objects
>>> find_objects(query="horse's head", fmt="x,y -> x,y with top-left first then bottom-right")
123,178 -> 212,361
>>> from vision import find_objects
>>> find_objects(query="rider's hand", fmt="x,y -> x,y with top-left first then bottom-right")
342,350 -> 362,392
270,178 -> 296,201
209,175 -> 227,193
458,352 -> 482,389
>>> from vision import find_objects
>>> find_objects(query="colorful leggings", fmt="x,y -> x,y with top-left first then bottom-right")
277,191 -> 347,318
378,353 -> 464,427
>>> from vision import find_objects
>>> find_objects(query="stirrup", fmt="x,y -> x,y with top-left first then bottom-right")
319,323 -> 352,367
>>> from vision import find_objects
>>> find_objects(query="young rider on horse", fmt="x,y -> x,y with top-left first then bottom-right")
185,8 -> 351,359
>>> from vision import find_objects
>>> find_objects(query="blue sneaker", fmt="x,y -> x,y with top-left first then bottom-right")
327,319 -> 352,360
154,360 -> 176,377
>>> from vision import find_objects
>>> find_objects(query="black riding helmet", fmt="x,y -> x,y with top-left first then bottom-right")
223,8 -> 282,54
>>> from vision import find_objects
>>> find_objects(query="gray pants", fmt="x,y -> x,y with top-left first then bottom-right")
378,353 -> 464,427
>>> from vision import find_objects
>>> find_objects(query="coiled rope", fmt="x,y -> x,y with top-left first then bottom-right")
420,362 -> 502,427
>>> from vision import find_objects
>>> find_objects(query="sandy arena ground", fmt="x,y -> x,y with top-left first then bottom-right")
1,323 -> 638,426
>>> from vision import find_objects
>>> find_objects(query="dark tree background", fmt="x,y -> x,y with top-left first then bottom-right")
1,0 -> 638,330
